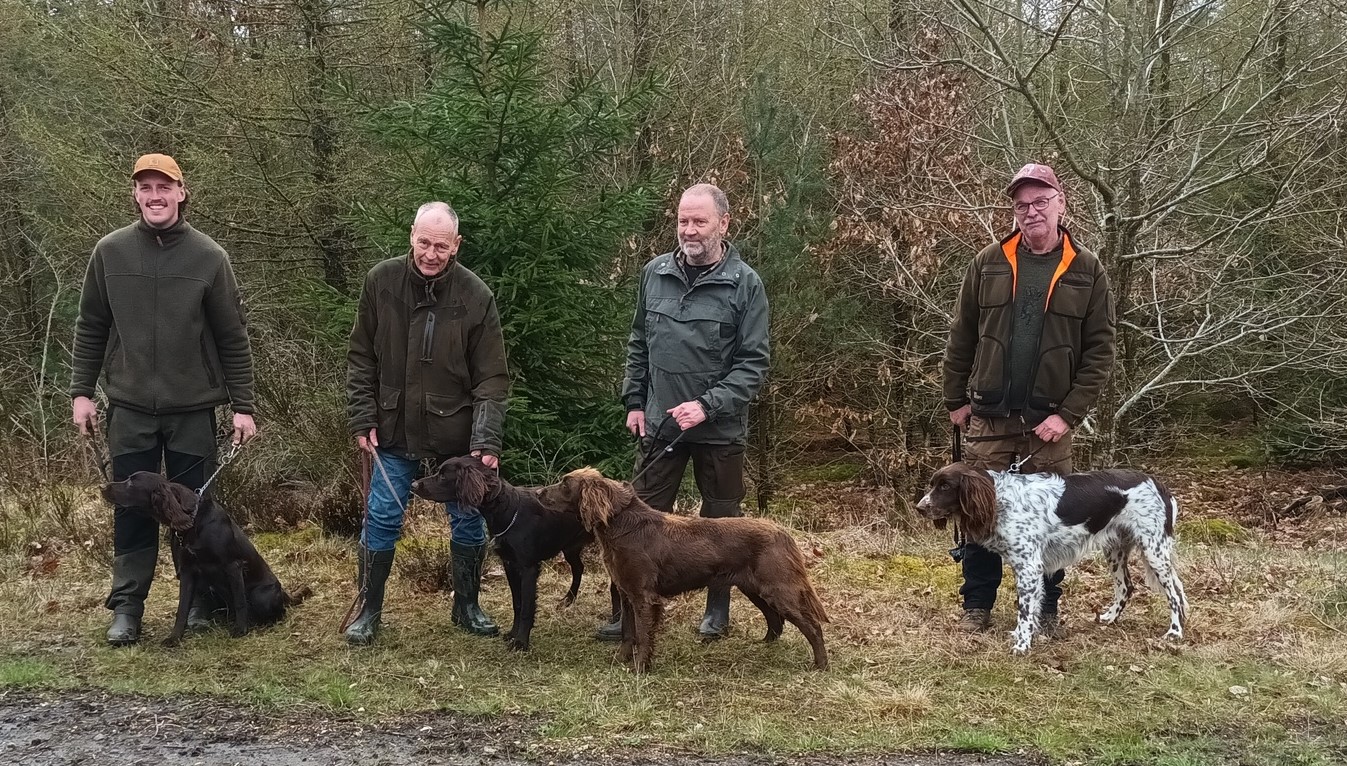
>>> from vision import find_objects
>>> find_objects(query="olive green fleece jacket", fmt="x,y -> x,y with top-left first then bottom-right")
622,243 -> 770,445
70,218 -> 255,415
346,254 -> 509,460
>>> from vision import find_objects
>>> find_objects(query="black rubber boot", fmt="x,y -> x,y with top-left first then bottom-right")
698,585 -> 731,640
105,547 -> 158,647
106,613 -> 142,647
450,542 -> 499,636
344,547 -> 395,646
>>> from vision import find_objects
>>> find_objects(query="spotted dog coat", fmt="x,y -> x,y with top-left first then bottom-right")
917,463 -> 1188,654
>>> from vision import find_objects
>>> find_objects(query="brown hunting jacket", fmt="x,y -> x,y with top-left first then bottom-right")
942,229 -> 1115,428
347,254 -> 509,459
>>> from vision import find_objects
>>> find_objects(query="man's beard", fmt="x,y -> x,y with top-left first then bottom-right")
680,236 -> 723,265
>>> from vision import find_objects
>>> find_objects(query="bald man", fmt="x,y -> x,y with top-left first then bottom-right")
344,201 -> 510,645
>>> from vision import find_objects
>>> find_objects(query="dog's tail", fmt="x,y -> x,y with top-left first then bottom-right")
285,585 -> 314,607
786,540 -> 829,624
803,581 -> 829,624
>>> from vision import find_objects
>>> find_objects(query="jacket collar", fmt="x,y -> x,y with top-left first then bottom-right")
404,251 -> 457,291
656,242 -> 744,284
135,216 -> 190,249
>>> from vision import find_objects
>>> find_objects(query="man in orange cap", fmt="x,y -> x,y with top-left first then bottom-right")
940,162 -> 1116,638
71,153 -> 257,645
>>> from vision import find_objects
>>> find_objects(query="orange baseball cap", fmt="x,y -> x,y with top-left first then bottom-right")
132,153 -> 184,182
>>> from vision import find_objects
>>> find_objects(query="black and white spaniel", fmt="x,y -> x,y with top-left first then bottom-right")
917,463 -> 1188,654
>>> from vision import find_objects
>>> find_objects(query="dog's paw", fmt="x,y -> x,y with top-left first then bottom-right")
1096,607 -> 1123,625
556,593 -> 577,609
1163,626 -> 1184,641
229,627 -> 248,638
161,635 -> 183,648
504,635 -> 530,652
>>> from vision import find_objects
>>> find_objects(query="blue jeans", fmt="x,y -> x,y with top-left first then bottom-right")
362,449 -> 487,551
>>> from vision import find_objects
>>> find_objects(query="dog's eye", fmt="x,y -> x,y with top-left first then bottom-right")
938,482 -> 950,490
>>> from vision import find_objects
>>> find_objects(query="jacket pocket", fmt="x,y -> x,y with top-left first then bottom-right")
199,336 -> 220,389
104,335 -> 122,373
375,386 -> 402,445
1033,344 -> 1075,408
425,392 -> 472,456
969,334 -> 1007,407
1048,278 -> 1091,318
978,267 -> 1013,308
647,300 -> 733,373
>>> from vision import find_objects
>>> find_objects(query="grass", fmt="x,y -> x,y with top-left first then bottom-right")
1,486 -> 1346,765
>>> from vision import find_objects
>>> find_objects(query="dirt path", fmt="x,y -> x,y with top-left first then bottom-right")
1,689 -> 1044,766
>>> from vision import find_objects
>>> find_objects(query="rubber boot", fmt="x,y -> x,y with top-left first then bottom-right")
105,547 -> 158,646
698,585 -> 731,640
450,542 -> 499,636
344,547 -> 395,646
186,592 -> 216,632
595,582 -> 622,642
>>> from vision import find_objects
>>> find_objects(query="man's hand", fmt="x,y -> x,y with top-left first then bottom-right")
232,413 -> 257,445
356,428 -> 379,455
471,450 -> 500,470
625,410 -> 646,438
949,404 -> 973,429
668,401 -> 707,431
73,396 -> 99,437
1034,414 -> 1071,443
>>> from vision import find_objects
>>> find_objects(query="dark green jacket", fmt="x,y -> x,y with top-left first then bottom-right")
943,229 -> 1115,428
347,254 -> 509,459
622,243 -> 770,445
70,218 -> 255,415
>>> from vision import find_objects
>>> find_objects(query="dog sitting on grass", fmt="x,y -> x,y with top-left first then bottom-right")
101,472 -> 311,645
537,467 -> 828,673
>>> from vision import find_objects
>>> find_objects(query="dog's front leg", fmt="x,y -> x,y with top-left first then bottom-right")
616,593 -> 636,665
225,561 -> 250,637
506,562 -> 540,652
502,560 -> 524,646
558,545 -> 583,607
630,597 -> 661,674
163,569 -> 196,647
1007,552 -> 1044,655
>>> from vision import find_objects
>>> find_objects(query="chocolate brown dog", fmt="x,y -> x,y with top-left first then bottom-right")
101,472 -> 311,645
538,467 -> 829,673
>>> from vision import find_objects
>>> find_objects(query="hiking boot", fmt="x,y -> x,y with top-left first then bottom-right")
958,607 -> 993,633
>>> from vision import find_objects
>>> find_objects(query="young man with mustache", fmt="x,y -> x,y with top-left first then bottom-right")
71,153 -> 257,646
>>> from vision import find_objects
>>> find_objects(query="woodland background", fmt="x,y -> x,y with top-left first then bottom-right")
3,0 -> 1346,531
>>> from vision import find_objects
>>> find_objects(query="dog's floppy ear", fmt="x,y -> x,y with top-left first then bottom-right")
150,480 -> 196,531
956,465 -> 997,539
573,468 -> 616,530
456,462 -> 487,507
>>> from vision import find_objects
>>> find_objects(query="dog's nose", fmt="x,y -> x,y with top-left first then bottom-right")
916,493 -> 931,510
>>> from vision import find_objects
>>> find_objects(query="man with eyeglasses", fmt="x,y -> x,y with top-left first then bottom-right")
344,201 -> 510,645
940,163 -> 1116,637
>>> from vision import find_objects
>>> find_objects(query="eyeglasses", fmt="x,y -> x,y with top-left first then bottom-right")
1012,192 -> 1059,215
